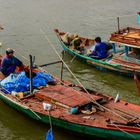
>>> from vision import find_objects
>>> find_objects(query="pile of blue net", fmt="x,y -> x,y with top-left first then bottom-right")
0,72 -> 55,93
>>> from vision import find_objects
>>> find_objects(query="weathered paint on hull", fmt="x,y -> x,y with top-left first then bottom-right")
60,42 -> 140,78
0,92 -> 140,140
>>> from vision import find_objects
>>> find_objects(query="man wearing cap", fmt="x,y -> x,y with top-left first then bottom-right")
0,48 -> 23,76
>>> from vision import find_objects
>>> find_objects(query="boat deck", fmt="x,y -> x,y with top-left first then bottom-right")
27,87 -> 140,132
110,27 -> 140,47
2,80 -> 140,133
35,84 -> 103,108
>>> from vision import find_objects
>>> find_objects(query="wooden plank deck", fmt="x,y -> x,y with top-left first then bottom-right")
35,85 -> 103,107
110,27 -> 140,47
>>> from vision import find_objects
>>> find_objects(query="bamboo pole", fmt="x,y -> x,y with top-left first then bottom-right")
117,17 -> 120,33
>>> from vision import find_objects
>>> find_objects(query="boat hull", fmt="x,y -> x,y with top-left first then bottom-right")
0,92 -> 140,140
60,40 -> 140,78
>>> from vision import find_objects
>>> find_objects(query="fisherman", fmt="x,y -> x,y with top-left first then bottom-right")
0,48 -> 24,76
71,33 -> 83,52
61,32 -> 71,45
89,37 -> 108,59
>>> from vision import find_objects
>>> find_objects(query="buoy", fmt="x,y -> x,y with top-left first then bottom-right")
17,92 -> 24,99
70,107 -> 78,114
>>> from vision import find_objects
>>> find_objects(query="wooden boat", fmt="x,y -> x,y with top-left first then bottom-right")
1,56 -> 140,140
54,28 -> 140,77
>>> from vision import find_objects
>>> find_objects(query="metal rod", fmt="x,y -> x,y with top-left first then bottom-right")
33,60 -> 62,68
29,55 -> 33,94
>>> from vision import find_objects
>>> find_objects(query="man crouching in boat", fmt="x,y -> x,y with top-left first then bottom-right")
88,37 -> 109,59
71,33 -> 84,53
0,48 -> 24,76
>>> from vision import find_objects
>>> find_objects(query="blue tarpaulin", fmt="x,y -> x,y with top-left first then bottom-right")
0,72 -> 55,92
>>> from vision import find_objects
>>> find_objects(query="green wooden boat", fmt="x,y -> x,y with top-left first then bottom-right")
54,28 -> 140,78
1,59 -> 140,140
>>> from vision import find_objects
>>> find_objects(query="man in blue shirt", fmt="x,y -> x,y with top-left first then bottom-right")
1,48 -> 24,76
89,37 -> 108,59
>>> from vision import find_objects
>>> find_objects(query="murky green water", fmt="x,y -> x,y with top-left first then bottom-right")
0,0 -> 140,139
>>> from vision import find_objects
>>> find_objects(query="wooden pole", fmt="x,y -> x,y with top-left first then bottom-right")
60,61 -> 64,84
29,55 -> 33,93
60,51 -> 65,84
117,17 -> 120,33
137,12 -> 140,26
134,71 -> 140,95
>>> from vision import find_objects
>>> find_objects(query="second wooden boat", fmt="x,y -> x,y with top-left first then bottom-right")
54,28 -> 140,78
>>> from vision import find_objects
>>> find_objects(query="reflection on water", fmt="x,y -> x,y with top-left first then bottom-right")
0,0 -> 140,139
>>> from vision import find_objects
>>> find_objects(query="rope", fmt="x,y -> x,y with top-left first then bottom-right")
15,50 -> 29,62
0,87 -> 41,120
111,123 -> 135,139
40,28 -> 129,122
0,27 -> 135,135
0,44 -> 29,63
0,27 -> 129,122
48,110 -> 53,131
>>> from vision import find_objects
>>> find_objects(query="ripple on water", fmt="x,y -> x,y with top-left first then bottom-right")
0,122 -> 15,140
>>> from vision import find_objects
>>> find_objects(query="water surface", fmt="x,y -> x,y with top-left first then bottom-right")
0,0 -> 140,139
